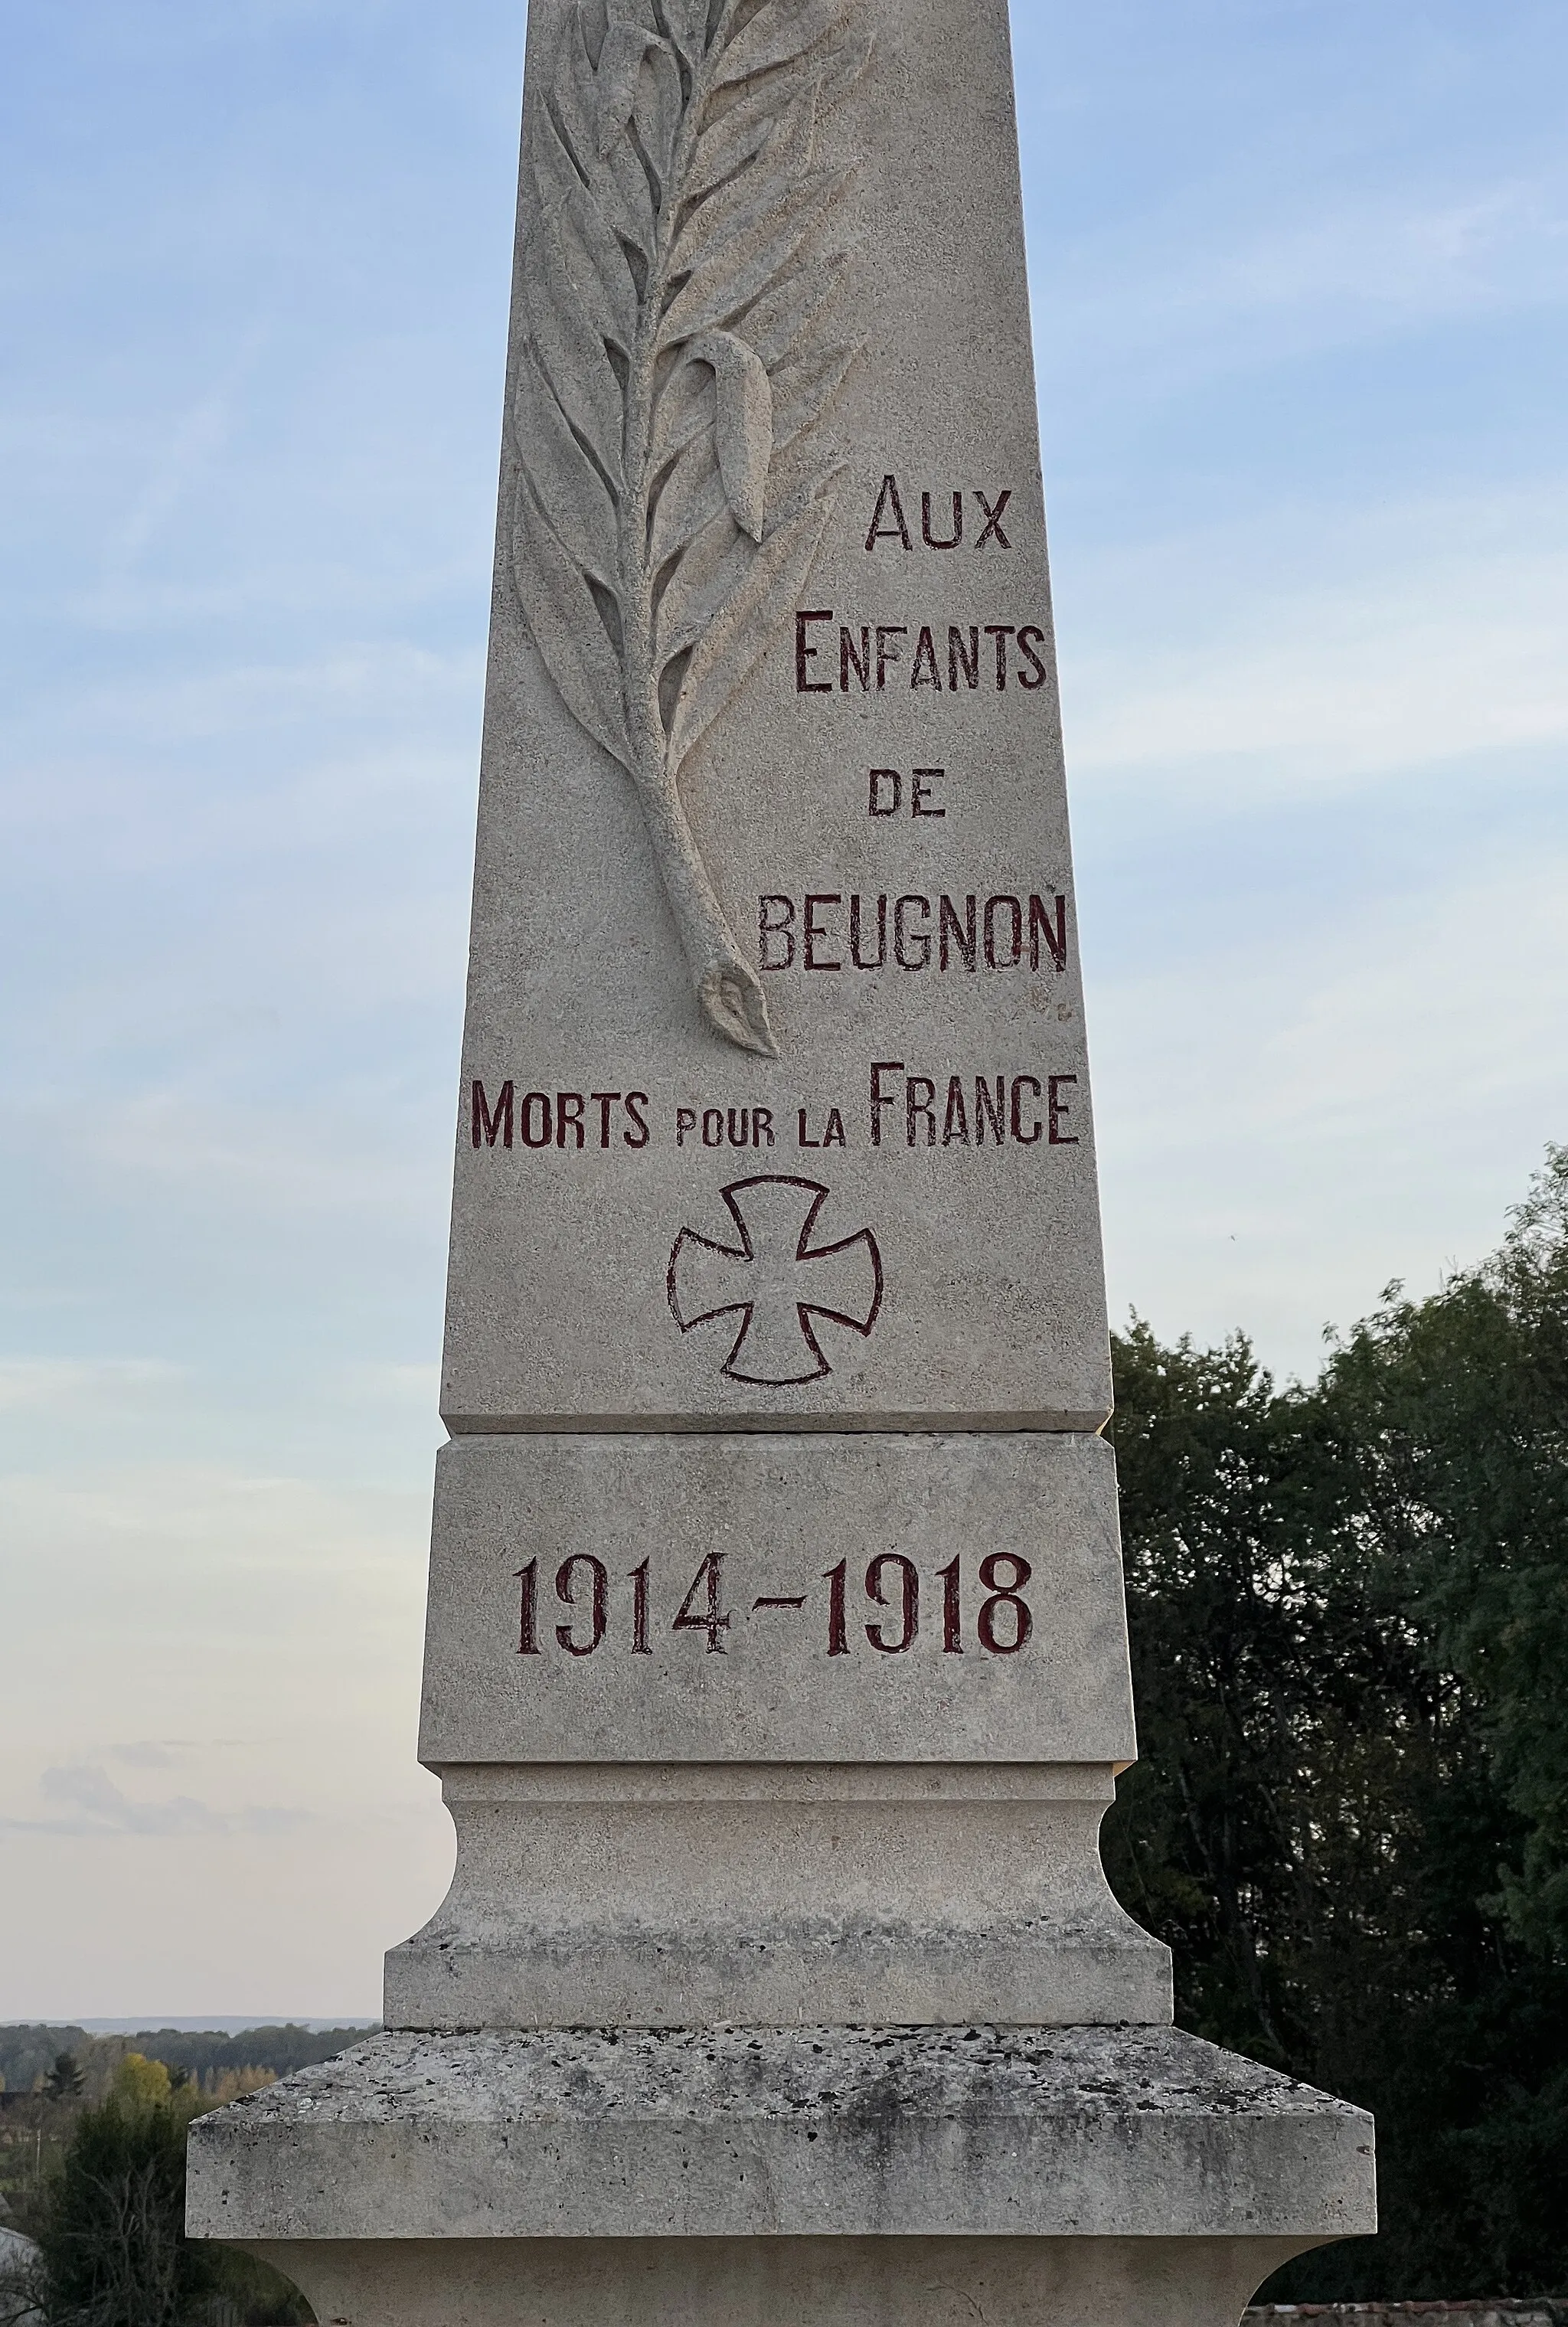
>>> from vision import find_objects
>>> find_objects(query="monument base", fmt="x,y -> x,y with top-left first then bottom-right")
188,2026 -> 1374,2325
229,2234 -> 1330,2327
386,1760 -> 1171,2029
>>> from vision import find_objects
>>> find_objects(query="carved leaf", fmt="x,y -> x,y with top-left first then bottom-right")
688,330 -> 772,539
557,22 -> 655,258
552,178 -> 640,350
662,0 -> 711,73
521,223 -> 624,461
596,21 -> 664,152
659,166 -> 847,345
744,251 -> 851,371
513,484 -> 631,773
648,352 -> 714,470
673,90 -> 819,269
667,491 -> 836,772
648,433 -> 730,578
714,0 -> 852,89
685,86 -> 782,204
771,342 -> 858,451
512,345 -> 621,584
552,11 -> 599,155
766,353 -> 857,519
510,0 -> 865,1051
654,505 -> 750,667
818,26 -> 873,114
633,42 -> 684,193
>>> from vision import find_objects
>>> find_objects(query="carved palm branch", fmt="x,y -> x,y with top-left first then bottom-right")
510,0 -> 864,1054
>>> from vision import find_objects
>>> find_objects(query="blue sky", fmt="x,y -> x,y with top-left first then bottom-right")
2,0 -> 1566,2016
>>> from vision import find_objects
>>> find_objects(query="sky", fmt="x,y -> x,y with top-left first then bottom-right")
2,0 -> 1566,2019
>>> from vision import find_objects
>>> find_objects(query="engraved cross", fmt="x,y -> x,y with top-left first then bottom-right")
668,1176 -> 884,1386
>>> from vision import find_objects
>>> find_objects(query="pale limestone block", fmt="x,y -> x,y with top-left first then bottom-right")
443,0 -> 1111,1433
223,2243 -> 1358,2327
186,2027 -> 1374,2243
419,1432 -> 1136,1765
224,2240 -> 1344,2327
384,1763 -> 1171,2028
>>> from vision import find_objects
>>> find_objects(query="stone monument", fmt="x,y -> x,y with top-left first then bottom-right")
188,0 -> 1376,2316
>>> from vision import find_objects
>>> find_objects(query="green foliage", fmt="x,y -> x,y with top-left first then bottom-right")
0,2029 -> 360,2318
1105,1149 -> 1568,2301
42,2061 -> 83,2105
29,2087 -> 311,2327
0,2032 -> 368,2107
34,2088 -> 215,2327
1326,1146 -> 1568,1953
85,2031 -> 370,2089
109,2059 -> 170,2112
0,2035 -> 88,2103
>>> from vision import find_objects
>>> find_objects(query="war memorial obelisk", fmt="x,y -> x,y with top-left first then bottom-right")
188,0 -> 1377,2316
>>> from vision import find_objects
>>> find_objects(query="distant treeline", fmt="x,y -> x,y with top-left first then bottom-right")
0,2025 -> 371,2098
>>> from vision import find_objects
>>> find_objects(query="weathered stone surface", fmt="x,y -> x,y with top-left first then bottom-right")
384,1763 -> 1171,2028
188,2026 -> 1374,2243
420,1431 -> 1135,1765
443,0 -> 1109,1433
219,2237 -> 1344,2327
188,0 -> 1377,2305
1247,2313 -> 1563,2325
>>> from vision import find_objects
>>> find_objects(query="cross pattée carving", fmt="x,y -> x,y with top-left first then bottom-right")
667,1177 -> 884,1386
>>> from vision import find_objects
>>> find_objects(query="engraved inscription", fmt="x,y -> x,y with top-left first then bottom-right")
757,891 -> 1067,972
514,1548 -> 1032,1658
511,0 -> 867,1058
466,1077 -> 1080,1157
862,474 -> 1014,551
795,608 -> 1050,691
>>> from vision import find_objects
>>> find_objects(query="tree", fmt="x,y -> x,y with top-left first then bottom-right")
0,2240 -> 47,2327
107,2060 -> 168,2113
34,2087 -> 214,2327
1323,1145 -> 1568,1956
1102,1155 -> 1568,2301
30,2073 -> 309,2327
42,2060 -> 82,2105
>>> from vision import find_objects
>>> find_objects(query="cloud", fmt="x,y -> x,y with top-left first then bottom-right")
1059,483 -> 1568,802
110,1740 -> 224,1770
98,325 -> 270,584
332,1361 -> 443,1406
1035,174 -> 1568,390
1090,837 -> 1568,1375
0,1765 -> 312,1841
1195,181 -> 1563,322
0,1359 -> 184,1416
0,1460 -> 426,1582
63,1085 -> 444,1227
0,645 -> 480,820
